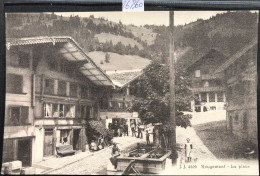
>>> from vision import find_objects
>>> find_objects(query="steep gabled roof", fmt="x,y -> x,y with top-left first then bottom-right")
6,36 -> 115,87
214,39 -> 257,74
186,49 -> 226,73
107,70 -> 144,88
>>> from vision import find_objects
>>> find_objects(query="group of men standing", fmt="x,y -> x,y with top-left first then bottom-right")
109,120 -> 151,145
130,123 -> 144,138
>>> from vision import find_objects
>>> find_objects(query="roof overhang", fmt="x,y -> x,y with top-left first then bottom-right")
213,39 -> 257,74
119,72 -> 144,90
6,36 -> 115,88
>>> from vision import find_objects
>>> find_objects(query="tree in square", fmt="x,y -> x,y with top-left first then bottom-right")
130,61 -> 193,146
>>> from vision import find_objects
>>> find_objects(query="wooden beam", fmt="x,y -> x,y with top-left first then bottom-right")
86,74 -> 103,77
80,68 -> 97,71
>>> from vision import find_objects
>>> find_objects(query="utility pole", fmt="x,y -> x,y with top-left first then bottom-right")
169,11 -> 178,165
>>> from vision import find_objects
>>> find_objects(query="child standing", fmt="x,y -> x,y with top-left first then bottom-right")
185,138 -> 192,162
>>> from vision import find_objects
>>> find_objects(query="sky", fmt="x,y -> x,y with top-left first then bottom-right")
55,11 -> 227,26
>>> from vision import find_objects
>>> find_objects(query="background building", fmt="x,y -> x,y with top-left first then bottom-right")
214,39 -> 258,146
99,71 -> 144,135
88,52 -> 150,135
187,49 -> 227,113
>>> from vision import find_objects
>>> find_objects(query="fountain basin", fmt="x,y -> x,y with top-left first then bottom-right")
116,148 -> 172,174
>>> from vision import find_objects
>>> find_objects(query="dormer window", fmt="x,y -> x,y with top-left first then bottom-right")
195,70 -> 201,77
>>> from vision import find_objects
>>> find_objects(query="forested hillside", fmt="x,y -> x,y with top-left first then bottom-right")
6,11 -> 258,68
147,11 -> 258,67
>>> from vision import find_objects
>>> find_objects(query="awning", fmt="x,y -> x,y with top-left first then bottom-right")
6,36 -> 115,87
88,120 -> 109,136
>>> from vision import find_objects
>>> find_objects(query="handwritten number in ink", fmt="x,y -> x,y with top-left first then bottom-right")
123,0 -> 143,11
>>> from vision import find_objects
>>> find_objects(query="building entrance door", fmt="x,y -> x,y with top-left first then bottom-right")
73,129 -> 80,150
17,139 -> 31,166
44,129 -> 53,156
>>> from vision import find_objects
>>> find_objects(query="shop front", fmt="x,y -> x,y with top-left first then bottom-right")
100,111 -> 140,136
34,125 -> 87,162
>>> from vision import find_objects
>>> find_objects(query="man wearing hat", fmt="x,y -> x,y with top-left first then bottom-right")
110,143 -> 121,169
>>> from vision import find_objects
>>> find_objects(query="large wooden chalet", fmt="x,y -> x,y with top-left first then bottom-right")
4,36 -> 114,166
214,39 -> 258,146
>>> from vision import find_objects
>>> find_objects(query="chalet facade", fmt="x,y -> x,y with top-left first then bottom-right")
187,49 -> 227,113
214,39 -> 258,146
99,71 -> 144,133
3,37 -> 114,166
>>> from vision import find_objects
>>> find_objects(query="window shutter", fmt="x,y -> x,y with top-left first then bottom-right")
16,75 -> 23,93
6,74 -> 13,92
6,74 -> 23,93
21,106 -> 29,124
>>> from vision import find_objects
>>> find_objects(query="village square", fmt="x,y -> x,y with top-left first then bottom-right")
1,11 -> 259,175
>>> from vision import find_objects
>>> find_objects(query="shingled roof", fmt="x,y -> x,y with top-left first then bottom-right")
108,70 -> 144,88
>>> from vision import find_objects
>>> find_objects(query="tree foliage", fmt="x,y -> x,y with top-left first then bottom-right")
131,61 -> 193,128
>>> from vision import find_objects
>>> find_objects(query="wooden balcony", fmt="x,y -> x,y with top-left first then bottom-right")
201,74 -> 223,80
192,86 -> 224,93
34,118 -> 88,126
100,111 -> 137,119
112,93 -> 135,100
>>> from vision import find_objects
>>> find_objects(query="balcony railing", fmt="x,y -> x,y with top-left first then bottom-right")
112,93 -> 135,100
100,108 -> 130,112
201,74 -> 223,80
192,86 -> 224,93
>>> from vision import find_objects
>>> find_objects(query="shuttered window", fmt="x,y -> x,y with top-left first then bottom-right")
44,78 -> 54,95
7,106 -> 29,125
58,80 -> 67,96
8,49 -> 30,68
70,82 -> 78,98
81,85 -> 89,99
20,106 -> 29,124
6,74 -> 23,94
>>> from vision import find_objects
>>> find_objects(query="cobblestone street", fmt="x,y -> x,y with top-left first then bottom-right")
46,136 -> 146,175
